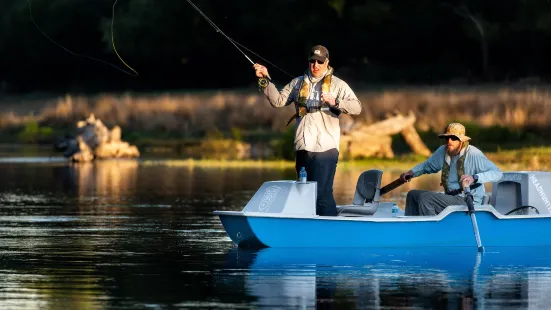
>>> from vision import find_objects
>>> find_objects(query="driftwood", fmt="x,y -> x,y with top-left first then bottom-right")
55,114 -> 140,162
340,111 -> 431,159
401,123 -> 431,157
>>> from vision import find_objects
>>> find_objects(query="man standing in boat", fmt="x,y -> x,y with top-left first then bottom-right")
399,122 -> 503,216
253,45 -> 362,216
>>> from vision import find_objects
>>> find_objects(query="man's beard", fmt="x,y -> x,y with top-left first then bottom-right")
446,145 -> 460,156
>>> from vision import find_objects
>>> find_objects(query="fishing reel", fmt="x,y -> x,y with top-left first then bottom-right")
258,77 -> 269,89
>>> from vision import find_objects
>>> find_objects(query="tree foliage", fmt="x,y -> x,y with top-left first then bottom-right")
2,0 -> 551,93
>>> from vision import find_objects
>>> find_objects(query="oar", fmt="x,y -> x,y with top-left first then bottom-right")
462,179 -> 485,252
380,175 -> 412,196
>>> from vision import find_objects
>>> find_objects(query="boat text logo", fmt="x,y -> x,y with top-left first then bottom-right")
529,174 -> 551,213
502,173 -> 522,182
259,186 -> 281,211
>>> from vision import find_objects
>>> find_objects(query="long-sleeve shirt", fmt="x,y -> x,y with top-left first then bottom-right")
262,74 -> 361,152
410,145 -> 503,205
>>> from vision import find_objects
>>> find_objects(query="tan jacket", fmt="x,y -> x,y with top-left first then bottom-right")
262,74 -> 362,152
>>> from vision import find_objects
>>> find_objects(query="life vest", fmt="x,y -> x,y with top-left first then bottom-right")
441,142 -> 469,193
286,66 -> 333,126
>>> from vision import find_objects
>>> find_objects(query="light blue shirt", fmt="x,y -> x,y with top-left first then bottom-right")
410,145 -> 503,205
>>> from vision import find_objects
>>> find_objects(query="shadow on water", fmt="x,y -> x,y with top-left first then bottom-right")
218,247 -> 551,309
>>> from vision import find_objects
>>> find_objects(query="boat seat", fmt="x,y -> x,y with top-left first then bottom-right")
337,169 -> 382,217
491,180 -> 539,215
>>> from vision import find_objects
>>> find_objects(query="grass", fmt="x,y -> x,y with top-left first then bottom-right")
486,147 -> 551,171
140,156 -> 421,170
141,158 -> 294,169
140,148 -> 551,171
1,141 -> 547,172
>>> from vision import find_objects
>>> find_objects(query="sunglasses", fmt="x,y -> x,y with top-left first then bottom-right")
444,136 -> 460,142
309,59 -> 325,65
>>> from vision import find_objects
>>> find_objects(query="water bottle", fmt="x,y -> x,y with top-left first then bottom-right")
391,203 -> 399,217
299,167 -> 307,183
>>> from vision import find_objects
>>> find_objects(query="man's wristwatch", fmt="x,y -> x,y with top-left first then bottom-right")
473,175 -> 479,183
334,98 -> 340,108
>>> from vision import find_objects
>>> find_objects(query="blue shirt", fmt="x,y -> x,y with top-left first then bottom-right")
410,145 -> 503,205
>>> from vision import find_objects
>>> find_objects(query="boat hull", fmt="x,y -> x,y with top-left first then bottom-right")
216,207 -> 551,248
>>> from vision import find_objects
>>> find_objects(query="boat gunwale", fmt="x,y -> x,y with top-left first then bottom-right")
213,205 -> 551,222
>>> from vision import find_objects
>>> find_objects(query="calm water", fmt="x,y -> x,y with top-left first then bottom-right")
1,157 -> 550,309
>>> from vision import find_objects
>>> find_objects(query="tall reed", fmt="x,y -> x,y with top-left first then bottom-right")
2,87 -> 550,135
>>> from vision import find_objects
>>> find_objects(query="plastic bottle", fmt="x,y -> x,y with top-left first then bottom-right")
391,203 -> 399,217
299,167 -> 307,183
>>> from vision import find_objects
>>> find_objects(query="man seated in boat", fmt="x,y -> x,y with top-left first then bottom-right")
399,122 -> 503,216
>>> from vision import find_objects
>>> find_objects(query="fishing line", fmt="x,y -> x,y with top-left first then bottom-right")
27,0 -> 138,76
186,0 -> 294,80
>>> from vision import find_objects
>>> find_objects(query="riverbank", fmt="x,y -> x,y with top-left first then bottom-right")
1,87 -> 551,157
2,144 -> 549,171
1,121 -> 549,161
2,87 -> 551,167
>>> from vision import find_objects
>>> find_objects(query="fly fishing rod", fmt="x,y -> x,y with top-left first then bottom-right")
27,0 -> 138,76
186,0 -> 294,87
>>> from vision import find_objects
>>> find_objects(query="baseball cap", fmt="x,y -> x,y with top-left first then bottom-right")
309,45 -> 329,62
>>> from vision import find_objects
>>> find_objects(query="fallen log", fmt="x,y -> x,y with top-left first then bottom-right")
349,111 -> 416,138
400,124 -> 431,157
340,111 -> 430,159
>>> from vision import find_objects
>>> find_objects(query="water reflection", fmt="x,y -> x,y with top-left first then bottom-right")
59,160 -> 295,213
0,159 -> 504,308
70,160 -> 139,199
59,160 -> 451,210
221,247 -> 551,309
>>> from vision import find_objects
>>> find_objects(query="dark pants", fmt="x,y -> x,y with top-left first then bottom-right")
405,190 -> 467,216
295,149 -> 339,216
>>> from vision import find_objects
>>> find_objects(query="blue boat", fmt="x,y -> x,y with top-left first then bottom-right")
213,170 -> 551,248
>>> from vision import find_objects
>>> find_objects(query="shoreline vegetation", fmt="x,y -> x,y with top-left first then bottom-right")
1,144 -> 549,171
1,86 -> 550,170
